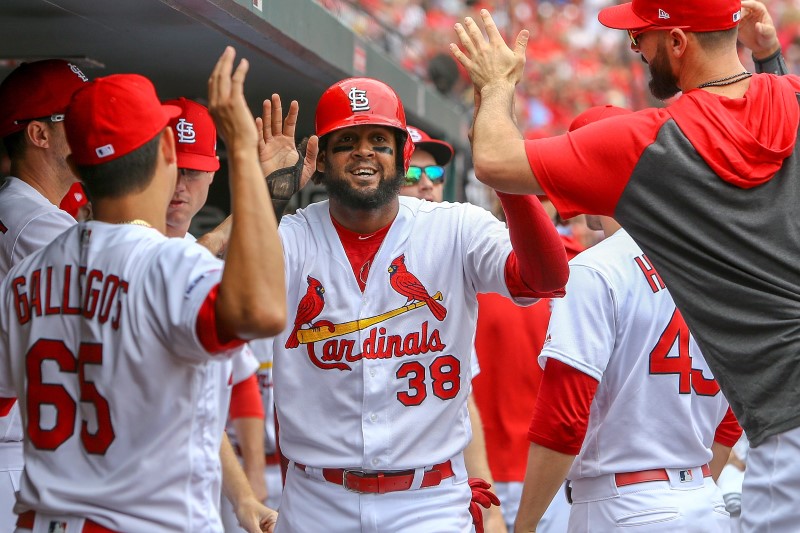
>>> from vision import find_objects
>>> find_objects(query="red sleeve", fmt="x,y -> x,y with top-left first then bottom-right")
229,374 -> 265,420
196,284 -> 246,354
0,398 -> 15,417
498,192 -> 568,298
525,110 -> 666,219
528,358 -> 599,455
714,407 -> 743,447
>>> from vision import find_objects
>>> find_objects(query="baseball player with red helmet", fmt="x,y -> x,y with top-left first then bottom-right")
0,58 -> 89,531
0,48 -> 287,531
255,77 -> 569,531
514,105 -> 742,532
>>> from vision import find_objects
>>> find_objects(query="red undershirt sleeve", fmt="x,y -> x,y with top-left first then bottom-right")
0,398 -> 15,417
498,192 -> 568,299
528,358 -> 599,455
714,407 -> 743,447
229,374 -> 265,420
196,284 -> 246,354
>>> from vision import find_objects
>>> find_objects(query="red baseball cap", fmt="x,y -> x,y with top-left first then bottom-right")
599,0 -> 741,32
65,74 -> 181,166
406,125 -> 454,166
569,105 -> 633,132
0,59 -> 90,139
164,97 -> 220,172
59,181 -> 89,218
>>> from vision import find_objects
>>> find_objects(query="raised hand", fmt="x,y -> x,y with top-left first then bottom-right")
739,0 -> 780,59
208,47 -> 259,153
450,10 -> 529,93
256,94 -> 319,193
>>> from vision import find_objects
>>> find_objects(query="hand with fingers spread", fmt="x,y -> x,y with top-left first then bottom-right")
208,47 -> 259,154
257,94 -> 319,199
450,9 -> 529,94
739,0 -> 780,60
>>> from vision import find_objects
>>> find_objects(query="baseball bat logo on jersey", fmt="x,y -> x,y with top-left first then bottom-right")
285,256 -> 448,371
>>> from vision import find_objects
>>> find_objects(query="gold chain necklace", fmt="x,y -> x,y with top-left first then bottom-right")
116,219 -> 152,227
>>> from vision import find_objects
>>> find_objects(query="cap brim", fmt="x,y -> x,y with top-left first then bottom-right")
416,140 -> 454,166
598,2 -> 650,30
176,152 -> 220,172
163,103 -> 183,120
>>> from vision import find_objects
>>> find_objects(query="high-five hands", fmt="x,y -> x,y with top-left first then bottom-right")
257,94 -> 319,197
450,9 -> 529,94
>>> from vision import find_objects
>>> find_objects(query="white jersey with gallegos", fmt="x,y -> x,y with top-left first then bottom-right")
0,222 -> 238,531
540,229 -> 731,479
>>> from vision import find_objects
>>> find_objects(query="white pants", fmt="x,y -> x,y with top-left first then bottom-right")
494,480 -> 570,532
741,425 -> 800,532
568,469 -> 729,532
275,461 -> 472,533
0,441 -> 23,533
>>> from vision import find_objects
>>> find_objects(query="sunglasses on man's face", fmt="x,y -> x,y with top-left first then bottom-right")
405,165 -> 445,185
627,29 -> 645,48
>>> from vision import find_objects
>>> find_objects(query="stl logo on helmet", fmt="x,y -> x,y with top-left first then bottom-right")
175,118 -> 196,144
348,87 -> 370,112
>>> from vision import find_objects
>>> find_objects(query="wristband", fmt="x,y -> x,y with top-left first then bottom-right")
753,48 -> 788,75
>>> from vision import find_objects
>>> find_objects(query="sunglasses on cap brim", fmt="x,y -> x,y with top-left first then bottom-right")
405,165 -> 445,185
13,113 -> 65,126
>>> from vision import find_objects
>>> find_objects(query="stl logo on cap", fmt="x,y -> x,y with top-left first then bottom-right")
175,118 -> 196,144
348,87 -> 370,112
407,127 -> 422,143
69,63 -> 89,82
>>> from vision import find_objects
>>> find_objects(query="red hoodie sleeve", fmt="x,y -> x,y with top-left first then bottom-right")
229,374 -> 265,420
498,192 -> 568,299
714,407 -> 743,447
528,358 -> 599,455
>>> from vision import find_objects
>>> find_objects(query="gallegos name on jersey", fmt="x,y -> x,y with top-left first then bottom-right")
11,264 -> 129,329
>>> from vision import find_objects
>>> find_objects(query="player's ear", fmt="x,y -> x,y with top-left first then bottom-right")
316,150 -> 326,173
160,126 -> 177,166
26,120 -> 50,149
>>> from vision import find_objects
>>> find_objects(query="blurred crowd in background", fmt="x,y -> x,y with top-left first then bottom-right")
317,0 -> 800,136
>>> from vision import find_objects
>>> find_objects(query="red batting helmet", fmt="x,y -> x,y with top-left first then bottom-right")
315,77 -> 414,171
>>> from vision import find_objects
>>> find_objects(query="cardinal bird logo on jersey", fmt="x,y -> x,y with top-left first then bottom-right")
285,276 -> 326,349
388,254 -> 447,321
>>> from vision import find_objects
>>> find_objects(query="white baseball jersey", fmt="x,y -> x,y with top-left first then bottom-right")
0,221 -> 239,531
272,196 -> 532,471
0,176 -> 76,529
540,229 -> 730,479
246,338 -> 277,454
183,231 -> 259,447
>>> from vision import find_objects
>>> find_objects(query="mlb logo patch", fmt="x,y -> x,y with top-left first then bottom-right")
733,10 -> 741,22
48,521 -> 68,533
679,469 -> 693,483
95,144 -> 115,159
